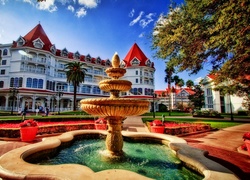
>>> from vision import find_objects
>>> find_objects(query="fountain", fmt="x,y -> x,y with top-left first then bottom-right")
80,52 -> 149,158
0,52 -> 238,179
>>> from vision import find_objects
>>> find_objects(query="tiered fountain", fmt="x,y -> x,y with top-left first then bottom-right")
80,52 -> 149,158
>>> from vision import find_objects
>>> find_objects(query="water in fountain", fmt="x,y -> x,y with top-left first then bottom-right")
38,138 -> 203,180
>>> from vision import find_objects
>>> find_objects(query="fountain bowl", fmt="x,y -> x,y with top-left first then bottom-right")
80,98 -> 149,117
0,130 -> 237,180
99,79 -> 132,92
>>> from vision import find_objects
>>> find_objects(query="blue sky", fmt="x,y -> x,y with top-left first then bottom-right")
0,0 -> 210,90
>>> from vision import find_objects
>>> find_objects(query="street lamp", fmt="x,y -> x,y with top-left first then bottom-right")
9,88 -> 19,115
56,91 -> 64,115
152,93 -> 157,118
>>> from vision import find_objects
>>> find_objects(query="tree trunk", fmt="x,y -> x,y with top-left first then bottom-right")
73,84 -> 77,111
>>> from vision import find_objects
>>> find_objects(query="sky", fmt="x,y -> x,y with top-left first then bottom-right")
0,0 -> 210,90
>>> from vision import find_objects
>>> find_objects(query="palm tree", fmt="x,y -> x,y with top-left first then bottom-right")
65,61 -> 87,111
164,65 -> 175,115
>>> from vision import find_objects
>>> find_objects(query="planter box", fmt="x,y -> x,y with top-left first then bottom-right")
151,126 -> 165,134
245,140 -> 250,156
20,126 -> 38,142
95,124 -> 107,130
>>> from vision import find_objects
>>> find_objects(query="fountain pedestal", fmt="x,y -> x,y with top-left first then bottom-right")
80,53 -> 149,159
105,116 -> 124,156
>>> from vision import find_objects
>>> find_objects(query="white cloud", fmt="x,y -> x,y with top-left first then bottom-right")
138,32 -> 144,38
78,0 -> 100,8
194,77 -> 203,84
139,12 -> 155,28
67,5 -> 74,12
129,11 -> 144,26
0,0 -> 8,5
128,9 -> 134,17
36,0 -> 57,13
23,0 -> 34,5
76,7 -> 87,18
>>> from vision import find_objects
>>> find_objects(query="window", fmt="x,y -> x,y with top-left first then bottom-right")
82,85 -> 91,93
135,70 -> 138,75
1,60 -> 6,65
32,78 -> 38,88
0,70 -> 5,75
93,86 -> 100,94
3,49 -> 8,56
26,78 -> 32,87
0,81 -> 4,88
26,78 -> 43,89
131,58 -> 140,66
10,77 -> 22,87
38,79 -> 43,89
135,78 -> 138,83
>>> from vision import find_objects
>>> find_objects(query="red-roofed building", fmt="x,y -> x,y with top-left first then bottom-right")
0,24 -> 156,113
155,86 -> 195,111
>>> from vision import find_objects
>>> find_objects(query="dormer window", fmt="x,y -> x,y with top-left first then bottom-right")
62,48 -> 68,57
106,59 -> 111,66
131,58 -> 140,66
33,38 -> 44,49
120,61 -> 126,68
86,54 -> 91,62
75,51 -> 80,59
16,36 -> 25,47
97,57 -> 101,64
50,45 -> 56,54
146,59 -> 151,67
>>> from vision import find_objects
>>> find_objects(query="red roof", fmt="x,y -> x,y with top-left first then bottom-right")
123,43 -> 149,67
22,23 -> 53,51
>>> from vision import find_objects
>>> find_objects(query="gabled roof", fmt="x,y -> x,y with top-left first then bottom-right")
123,43 -> 151,67
22,23 -> 52,51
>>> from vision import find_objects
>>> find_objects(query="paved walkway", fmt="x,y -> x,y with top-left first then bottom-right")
0,116 -> 250,179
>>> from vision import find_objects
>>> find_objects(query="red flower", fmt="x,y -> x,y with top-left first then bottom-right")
20,119 -> 38,127
243,132 -> 250,140
95,118 -> 107,124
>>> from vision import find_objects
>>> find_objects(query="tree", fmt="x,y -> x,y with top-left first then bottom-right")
65,61 -> 87,111
164,65 -> 175,115
153,0 -> 250,93
188,85 -> 204,110
186,80 -> 194,88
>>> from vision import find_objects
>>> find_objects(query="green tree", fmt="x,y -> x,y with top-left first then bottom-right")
153,0 -> 250,93
164,65 -> 175,115
186,80 -> 194,88
65,62 -> 87,111
188,85 -> 204,110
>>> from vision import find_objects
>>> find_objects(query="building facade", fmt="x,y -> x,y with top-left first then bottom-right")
202,74 -> 247,113
0,24 -> 155,113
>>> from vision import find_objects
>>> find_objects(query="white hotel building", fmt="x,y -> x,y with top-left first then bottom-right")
0,24 -> 155,113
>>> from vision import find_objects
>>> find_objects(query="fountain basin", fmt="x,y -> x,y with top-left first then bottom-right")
80,98 -> 149,116
99,79 -> 132,92
0,130 -> 237,180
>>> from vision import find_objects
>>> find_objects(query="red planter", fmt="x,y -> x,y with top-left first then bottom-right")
151,126 -> 165,134
95,124 -> 107,130
20,126 -> 38,142
245,140 -> 250,156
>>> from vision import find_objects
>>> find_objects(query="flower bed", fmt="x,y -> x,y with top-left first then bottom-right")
0,120 -> 95,138
149,120 -> 212,135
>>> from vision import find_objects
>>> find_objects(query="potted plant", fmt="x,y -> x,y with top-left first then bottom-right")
242,132 -> 250,155
19,119 -> 38,142
150,119 -> 165,134
95,118 -> 107,130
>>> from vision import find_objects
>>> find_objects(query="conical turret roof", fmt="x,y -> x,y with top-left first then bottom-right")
123,43 -> 150,67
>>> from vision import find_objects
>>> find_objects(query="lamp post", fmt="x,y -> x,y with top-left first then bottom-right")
56,91 -> 63,115
152,93 -> 157,118
9,88 -> 19,115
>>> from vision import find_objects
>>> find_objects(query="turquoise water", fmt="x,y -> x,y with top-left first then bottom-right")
39,139 -> 203,180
